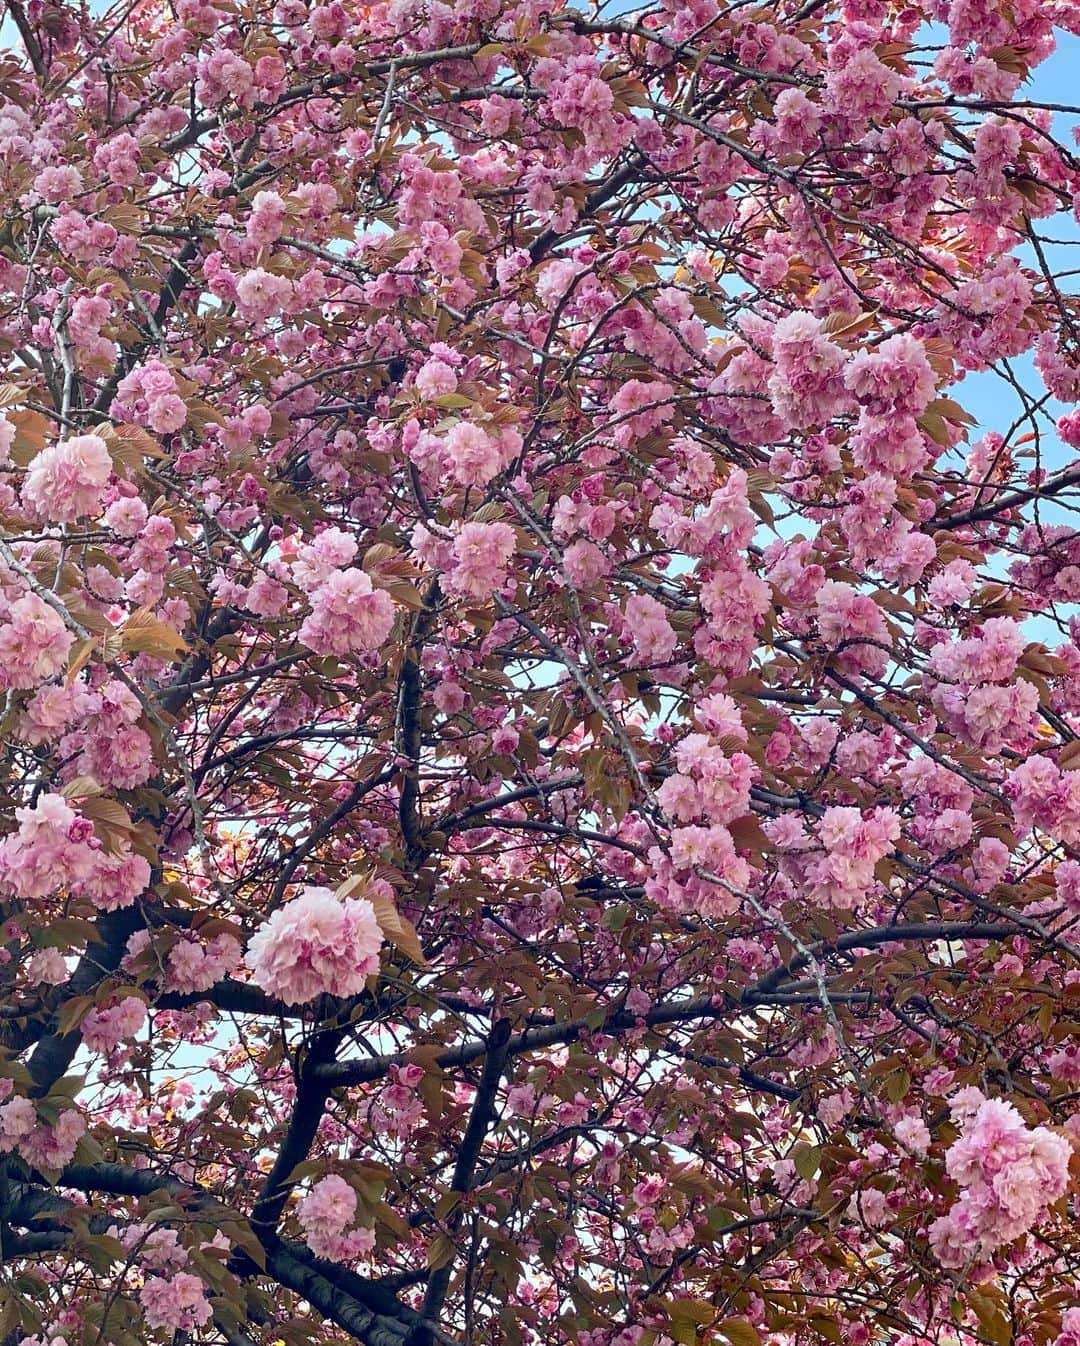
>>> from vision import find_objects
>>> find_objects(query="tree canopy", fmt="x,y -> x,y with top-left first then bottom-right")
1,1 -> 1080,1344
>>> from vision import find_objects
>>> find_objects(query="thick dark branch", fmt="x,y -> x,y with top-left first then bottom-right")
411,1019 -> 513,1345
25,906 -> 143,1097
156,978 -> 302,1016
265,1241 -> 434,1346
933,463 -> 1080,530
397,580 -> 440,870
449,1019 -> 512,1193
249,1028 -> 343,1239
312,995 -> 729,1089
35,1164 -> 436,1344
5,0 -> 45,78
746,920 -> 1027,998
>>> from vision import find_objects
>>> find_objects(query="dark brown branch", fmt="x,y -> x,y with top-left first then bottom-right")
5,0 -> 45,78
397,580 -> 440,871
410,1019 -> 513,1345
746,920 -> 1026,997
933,463 -> 1080,530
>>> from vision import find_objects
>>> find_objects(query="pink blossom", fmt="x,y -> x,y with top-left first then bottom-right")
34,165 -> 82,203
562,539 -> 611,587
624,593 -> 677,665
930,1090 -> 1071,1267
0,594 -> 73,690
491,725 -> 519,754
244,886 -> 385,1004
23,434 -> 112,521
415,358 -> 458,399
291,526 -> 359,591
248,189 -> 289,246
893,1115 -> 932,1156
768,312 -> 851,428
807,806 -> 901,909
299,569 -> 396,658
140,1273 -> 212,1331
444,422 -> 504,488
446,521 -> 516,600
1056,860 -> 1080,913
25,949 -> 68,985
0,793 -> 98,901
13,1105 -> 86,1170
824,45 -> 902,122
815,581 -> 890,678
104,495 -> 149,538
80,996 -> 147,1053
546,65 -> 614,131
844,333 -> 937,415
298,1173 -> 355,1242
297,1174 -> 375,1260
0,415 -> 14,465
78,848 -> 151,911
112,359 -> 188,434
160,932 -> 242,994
235,267 -> 293,320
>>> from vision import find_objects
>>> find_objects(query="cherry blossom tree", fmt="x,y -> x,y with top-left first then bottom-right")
2,0 -> 1080,1343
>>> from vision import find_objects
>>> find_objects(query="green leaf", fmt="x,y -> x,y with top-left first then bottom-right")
793,1142 -> 821,1181
719,1320 -> 762,1346
427,1232 -> 455,1270
667,1299 -> 714,1327
56,996 -> 95,1037
284,1159 -> 324,1186
221,1219 -> 266,1271
35,918 -> 102,949
47,1073 -> 86,1100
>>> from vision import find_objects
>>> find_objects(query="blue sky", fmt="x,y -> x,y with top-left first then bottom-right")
951,30 -> 1080,463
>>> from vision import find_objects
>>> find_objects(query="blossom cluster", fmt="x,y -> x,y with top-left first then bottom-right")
0,794 -> 149,909
296,1174 -> 376,1261
929,1090 -> 1071,1268
0,1084 -> 86,1171
244,886 -> 385,1004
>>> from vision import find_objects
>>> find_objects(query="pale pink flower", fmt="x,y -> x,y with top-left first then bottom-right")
23,434 -> 112,522
140,1273 -> 212,1331
844,333 -> 937,415
34,165 -> 82,203
562,539 -> 610,587
247,190 -> 289,246
297,1174 -> 357,1256
166,932 -> 241,993
298,569 -> 395,658
444,422 -> 503,488
104,495 -> 149,537
447,521 -> 515,600
80,996 -> 147,1053
0,594 -> 73,690
25,948 -> 68,985
932,1090 -> 1071,1267
894,1115 -> 932,1156
235,267 -> 292,320
245,886 -> 385,1004
767,312 -> 852,428
625,593 -> 677,665
415,358 -> 457,399
19,1107 -> 86,1169
0,794 -> 98,901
